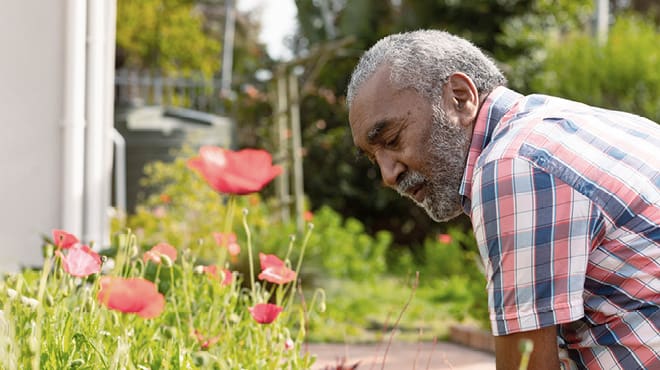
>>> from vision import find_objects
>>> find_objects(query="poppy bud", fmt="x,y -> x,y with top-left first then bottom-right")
162,326 -> 177,339
6,288 -> 17,300
193,352 -> 211,367
160,255 -> 174,267
69,359 -> 85,368
21,296 -> 39,310
130,245 -> 139,258
45,293 -> 54,307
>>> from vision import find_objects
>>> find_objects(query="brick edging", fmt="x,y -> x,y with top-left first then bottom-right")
449,324 -> 495,353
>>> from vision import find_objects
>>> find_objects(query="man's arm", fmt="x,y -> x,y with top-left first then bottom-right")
495,325 -> 560,370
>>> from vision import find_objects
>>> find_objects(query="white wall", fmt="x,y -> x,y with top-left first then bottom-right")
0,2 -> 65,270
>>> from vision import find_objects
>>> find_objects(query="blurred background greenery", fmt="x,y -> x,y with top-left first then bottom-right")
113,0 -> 660,342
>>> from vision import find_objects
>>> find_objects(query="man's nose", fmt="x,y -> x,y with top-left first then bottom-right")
375,150 -> 404,188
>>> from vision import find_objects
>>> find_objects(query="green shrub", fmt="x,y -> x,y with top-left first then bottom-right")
532,14 -> 660,121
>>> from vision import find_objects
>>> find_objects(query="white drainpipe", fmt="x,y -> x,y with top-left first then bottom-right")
102,0 -> 118,243
85,0 -> 108,246
61,0 -> 87,237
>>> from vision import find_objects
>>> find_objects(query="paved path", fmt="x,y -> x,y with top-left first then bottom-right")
305,341 -> 495,370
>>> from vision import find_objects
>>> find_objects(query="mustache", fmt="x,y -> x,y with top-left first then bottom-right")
396,171 -> 426,196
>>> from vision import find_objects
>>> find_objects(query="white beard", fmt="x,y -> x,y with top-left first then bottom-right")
396,104 -> 471,222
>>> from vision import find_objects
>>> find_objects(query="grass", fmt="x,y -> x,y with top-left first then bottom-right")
306,275 -> 483,344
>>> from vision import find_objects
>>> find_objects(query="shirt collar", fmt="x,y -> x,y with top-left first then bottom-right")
459,86 -> 523,214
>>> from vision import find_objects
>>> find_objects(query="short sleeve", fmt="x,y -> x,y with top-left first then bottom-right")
471,157 -> 598,336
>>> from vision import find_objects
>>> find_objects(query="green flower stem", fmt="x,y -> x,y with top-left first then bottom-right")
294,224 -> 313,279
283,235 -> 296,265
180,253 -> 194,325
242,209 -> 256,301
305,288 -> 326,315
154,263 -> 162,289
218,195 -> 236,268
168,267 -> 183,333
285,223 -> 314,305
32,247 -> 55,370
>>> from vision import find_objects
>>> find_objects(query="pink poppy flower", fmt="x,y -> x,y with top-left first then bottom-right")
257,253 -> 296,285
52,229 -> 79,249
187,146 -> 282,195
221,269 -> 233,286
213,232 -> 241,256
258,266 -> 296,285
143,242 -> 178,265
303,211 -> 314,222
203,264 -> 218,278
97,276 -> 165,318
56,245 -> 102,277
249,303 -> 283,324
202,265 -> 233,286
437,234 -> 453,244
259,253 -> 285,270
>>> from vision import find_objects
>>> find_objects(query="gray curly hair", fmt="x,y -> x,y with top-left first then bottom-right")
346,30 -> 506,108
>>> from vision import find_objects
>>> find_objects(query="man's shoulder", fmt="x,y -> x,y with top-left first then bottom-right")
477,94 -> 660,170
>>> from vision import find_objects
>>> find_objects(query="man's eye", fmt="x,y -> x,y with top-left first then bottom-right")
385,134 -> 399,147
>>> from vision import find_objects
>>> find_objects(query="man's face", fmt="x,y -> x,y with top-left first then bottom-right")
349,66 -> 472,222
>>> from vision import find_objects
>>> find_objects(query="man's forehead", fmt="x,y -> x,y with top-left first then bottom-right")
349,66 -> 393,130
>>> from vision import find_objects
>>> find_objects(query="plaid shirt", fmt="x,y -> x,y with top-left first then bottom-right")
460,87 -> 660,369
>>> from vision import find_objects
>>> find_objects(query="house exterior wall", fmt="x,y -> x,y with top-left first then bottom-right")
0,2 -> 65,271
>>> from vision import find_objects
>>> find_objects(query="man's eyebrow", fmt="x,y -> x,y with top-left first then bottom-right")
367,120 -> 390,145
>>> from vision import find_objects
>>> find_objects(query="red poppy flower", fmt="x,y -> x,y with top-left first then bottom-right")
97,276 -> 165,318
257,253 -> 296,285
249,303 -> 283,324
437,234 -> 453,244
303,211 -> 314,222
143,242 -> 178,265
213,232 -> 241,256
52,229 -> 79,249
187,146 -> 282,195
56,245 -> 102,277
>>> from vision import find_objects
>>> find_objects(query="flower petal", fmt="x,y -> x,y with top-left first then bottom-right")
58,245 -> 102,277
143,242 -> 178,264
258,266 -> 296,285
188,146 -> 282,195
97,276 -> 165,319
52,229 -> 79,249
259,253 -> 285,270
249,303 -> 283,324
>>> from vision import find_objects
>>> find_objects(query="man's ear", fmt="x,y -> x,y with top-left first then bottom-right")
443,72 -> 479,127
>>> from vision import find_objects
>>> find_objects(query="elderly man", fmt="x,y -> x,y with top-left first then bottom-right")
347,30 -> 659,369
